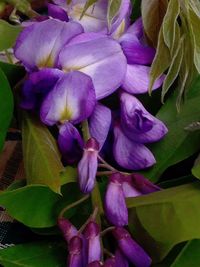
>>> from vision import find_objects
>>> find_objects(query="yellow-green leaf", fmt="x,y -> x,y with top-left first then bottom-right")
80,0 -> 98,19
107,0 -> 122,29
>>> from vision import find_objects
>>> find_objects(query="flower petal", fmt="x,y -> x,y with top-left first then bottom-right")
104,173 -> 128,226
68,236 -> 84,267
58,122 -> 84,164
122,64 -> 164,94
113,124 -> 156,170
120,92 -> 168,143
40,71 -> 96,126
14,19 -> 83,71
89,104 -> 111,150
48,3 -> 69,21
115,249 -> 129,267
58,218 -> 78,243
59,34 -> 127,99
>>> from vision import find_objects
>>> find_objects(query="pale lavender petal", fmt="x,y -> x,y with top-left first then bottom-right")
104,173 -> 128,226
58,218 -> 78,243
112,227 -> 152,267
126,17 -> 143,38
40,71 -> 96,126
89,104 -> 111,150
48,3 -> 69,21
115,249 -> 129,267
58,122 -> 84,164
122,179 -> 142,198
122,64 -> 164,94
84,221 -> 101,263
120,92 -> 168,143
14,19 -> 83,71
120,34 -> 155,65
113,123 -> 156,170
59,35 -> 127,99
78,138 -> 99,194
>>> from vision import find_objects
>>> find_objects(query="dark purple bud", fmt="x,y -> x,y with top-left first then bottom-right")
48,3 -> 69,22
131,173 -> 161,194
115,249 -> 129,267
104,173 -> 128,226
87,261 -> 102,267
58,218 -> 78,243
103,258 -> 116,267
78,138 -> 99,194
83,221 -> 101,263
68,236 -> 83,267
112,227 -> 151,267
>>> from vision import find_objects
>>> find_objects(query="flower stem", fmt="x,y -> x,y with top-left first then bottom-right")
101,226 -> 115,236
98,155 -> 117,172
82,120 -> 90,141
59,194 -> 89,218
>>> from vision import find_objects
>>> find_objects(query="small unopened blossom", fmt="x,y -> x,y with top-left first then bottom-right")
87,261 -> 102,267
83,221 -> 101,264
104,173 -> 128,226
78,138 -> 99,194
58,218 -> 78,243
48,3 -> 69,22
68,236 -> 84,267
103,258 -> 116,267
115,249 -> 129,267
112,227 -> 151,267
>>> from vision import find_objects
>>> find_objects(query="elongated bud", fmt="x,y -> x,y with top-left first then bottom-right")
115,249 -> 129,267
104,173 -> 128,226
112,227 -> 151,267
88,261 -> 102,267
78,138 -> 99,194
83,221 -> 101,263
58,218 -> 78,243
131,173 -> 160,194
68,236 -> 83,267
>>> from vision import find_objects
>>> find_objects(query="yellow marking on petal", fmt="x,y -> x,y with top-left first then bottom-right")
37,55 -> 54,68
112,20 -> 126,40
60,107 -> 73,123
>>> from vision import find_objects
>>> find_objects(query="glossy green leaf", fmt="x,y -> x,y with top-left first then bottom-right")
192,154 -> 200,179
0,20 -> 22,51
22,113 -> 64,194
0,185 -> 61,228
163,0 -> 180,51
0,241 -> 66,267
127,182 -> 200,262
107,0 -> 122,29
0,61 -> 25,86
141,0 -> 168,47
0,68 -> 13,152
171,240 -> 200,267
143,76 -> 200,182
149,25 -> 171,93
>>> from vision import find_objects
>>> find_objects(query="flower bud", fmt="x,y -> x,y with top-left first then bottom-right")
68,236 -> 84,267
58,218 -> 78,243
103,258 -> 116,267
87,261 -> 102,267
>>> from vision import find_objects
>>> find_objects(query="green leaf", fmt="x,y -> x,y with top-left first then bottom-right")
143,76 -> 200,182
0,185 -> 60,228
141,0 -> 168,47
0,61 -> 25,86
192,154 -> 200,179
60,166 -> 77,185
127,182 -> 200,262
0,241 -> 66,267
0,68 -> 13,152
171,240 -> 200,267
22,113 -> 64,194
0,20 -> 22,51
80,0 -> 98,19
162,0 -> 180,52
107,0 -> 122,29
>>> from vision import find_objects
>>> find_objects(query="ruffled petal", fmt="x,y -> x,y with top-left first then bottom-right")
89,104 -> 111,150
40,71 -> 96,125
122,64 -> 164,94
120,92 -> 168,143
113,124 -> 156,170
59,34 -> 127,99
14,19 -> 83,71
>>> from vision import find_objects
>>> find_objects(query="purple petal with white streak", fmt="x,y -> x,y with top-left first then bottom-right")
59,34 -> 127,99
14,19 -> 83,71
40,71 -> 96,126
113,123 -> 156,170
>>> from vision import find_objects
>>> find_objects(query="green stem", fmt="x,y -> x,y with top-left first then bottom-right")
82,120 -> 90,141
4,50 -> 13,64
59,194 -> 89,218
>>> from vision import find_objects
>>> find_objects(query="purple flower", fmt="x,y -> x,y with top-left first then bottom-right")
112,227 -> 152,267
48,3 -> 69,22
83,221 -> 101,264
40,71 -> 96,126
104,173 -> 128,226
103,258 -> 116,267
68,236 -> 84,267
115,249 -> 129,267
120,92 -> 168,143
58,32 -> 127,99
78,138 -> 99,194
89,104 -> 112,150
14,19 -> 83,71
58,122 -> 84,164
58,218 -> 78,243
88,261 -> 102,267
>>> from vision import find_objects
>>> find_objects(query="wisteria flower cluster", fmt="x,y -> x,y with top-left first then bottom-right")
13,0 -> 169,266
